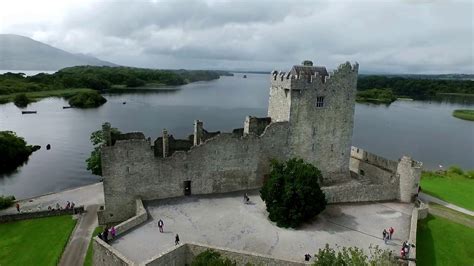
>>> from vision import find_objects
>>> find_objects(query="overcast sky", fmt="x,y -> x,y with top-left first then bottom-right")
1,0 -> 473,73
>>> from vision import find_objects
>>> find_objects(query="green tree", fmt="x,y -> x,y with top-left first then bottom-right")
191,250 -> 237,266
0,195 -> 16,210
260,158 -> 327,228
313,244 -> 397,266
86,123 -> 120,176
13,93 -> 31,108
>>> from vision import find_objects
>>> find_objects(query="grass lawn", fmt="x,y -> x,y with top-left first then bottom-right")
83,226 -> 103,266
452,109 -> 474,121
417,214 -> 474,266
0,88 -> 95,104
0,215 -> 77,266
420,170 -> 474,211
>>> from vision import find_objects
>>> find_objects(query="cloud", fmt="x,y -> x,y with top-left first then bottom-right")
1,0 -> 473,73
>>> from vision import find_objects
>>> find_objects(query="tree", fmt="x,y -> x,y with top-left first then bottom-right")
86,123 -> 120,176
191,250 -> 237,266
13,93 -> 31,108
68,91 -> 107,108
260,158 -> 327,228
313,244 -> 398,266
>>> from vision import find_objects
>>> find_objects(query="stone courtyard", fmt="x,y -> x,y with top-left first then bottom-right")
111,190 -> 413,264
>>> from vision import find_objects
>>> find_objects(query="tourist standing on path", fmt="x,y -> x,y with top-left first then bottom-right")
389,227 -> 394,239
175,234 -> 180,245
109,226 -> 116,239
16,203 -> 20,213
102,227 -> 109,243
158,219 -> 164,233
382,229 -> 388,244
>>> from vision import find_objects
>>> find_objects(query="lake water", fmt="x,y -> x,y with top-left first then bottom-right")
1,74 -> 473,199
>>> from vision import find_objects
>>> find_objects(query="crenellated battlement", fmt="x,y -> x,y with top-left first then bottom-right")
270,61 -> 358,90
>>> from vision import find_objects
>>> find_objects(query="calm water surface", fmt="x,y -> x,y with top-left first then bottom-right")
1,74 -> 473,198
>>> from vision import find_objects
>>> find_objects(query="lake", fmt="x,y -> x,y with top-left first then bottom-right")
1,73 -> 473,199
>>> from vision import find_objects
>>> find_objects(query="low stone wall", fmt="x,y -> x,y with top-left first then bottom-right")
143,242 -> 307,266
93,237 -> 135,266
94,199 -> 148,266
322,182 -> 398,203
407,207 -> 419,266
0,206 -> 84,224
143,244 -> 187,266
115,199 -> 147,236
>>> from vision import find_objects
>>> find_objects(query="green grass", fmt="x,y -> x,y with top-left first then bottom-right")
0,215 -> 77,266
421,169 -> 474,211
453,109 -> 474,121
83,226 -> 103,266
417,214 -> 474,266
0,88 -> 95,104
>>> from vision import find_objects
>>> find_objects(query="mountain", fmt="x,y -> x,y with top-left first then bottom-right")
0,34 -> 117,70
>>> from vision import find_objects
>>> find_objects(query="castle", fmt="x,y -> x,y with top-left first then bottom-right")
98,61 -> 422,225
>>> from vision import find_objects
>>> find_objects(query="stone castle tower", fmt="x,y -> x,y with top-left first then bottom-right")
268,60 -> 359,183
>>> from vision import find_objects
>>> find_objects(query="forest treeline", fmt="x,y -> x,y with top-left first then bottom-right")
0,66 -> 233,95
357,75 -> 474,99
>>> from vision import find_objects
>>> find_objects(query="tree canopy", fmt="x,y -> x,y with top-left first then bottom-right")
86,123 -> 121,176
260,158 -> 327,228
0,131 -> 38,174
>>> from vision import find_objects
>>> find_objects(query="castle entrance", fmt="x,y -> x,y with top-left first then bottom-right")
184,181 -> 191,196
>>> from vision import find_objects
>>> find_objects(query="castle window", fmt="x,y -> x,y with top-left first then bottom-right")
360,169 -> 365,176
316,96 -> 325,107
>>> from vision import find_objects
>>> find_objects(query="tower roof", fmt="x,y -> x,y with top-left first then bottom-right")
290,65 -> 328,78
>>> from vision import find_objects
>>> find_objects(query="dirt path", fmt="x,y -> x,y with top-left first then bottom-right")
59,205 -> 99,266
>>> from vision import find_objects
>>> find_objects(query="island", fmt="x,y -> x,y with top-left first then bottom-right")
0,131 -> 40,174
452,109 -> 474,121
0,66 -> 233,107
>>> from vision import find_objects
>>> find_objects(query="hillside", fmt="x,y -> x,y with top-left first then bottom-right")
0,34 -> 117,70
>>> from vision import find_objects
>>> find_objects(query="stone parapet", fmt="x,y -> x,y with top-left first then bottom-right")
0,206 -> 84,224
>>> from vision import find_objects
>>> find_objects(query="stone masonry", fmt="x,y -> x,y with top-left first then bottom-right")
98,61 -> 422,225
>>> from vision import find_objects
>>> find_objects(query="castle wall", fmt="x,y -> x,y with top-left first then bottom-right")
100,122 -> 290,224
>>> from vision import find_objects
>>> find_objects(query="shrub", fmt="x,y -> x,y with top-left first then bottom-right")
313,244 -> 397,266
260,158 -> 327,228
0,195 -> 16,210
448,165 -> 464,176
191,250 -> 236,266
68,91 -> 107,108
13,93 -> 31,108
465,170 -> 474,179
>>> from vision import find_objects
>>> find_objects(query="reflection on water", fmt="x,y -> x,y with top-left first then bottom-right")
0,74 -> 473,199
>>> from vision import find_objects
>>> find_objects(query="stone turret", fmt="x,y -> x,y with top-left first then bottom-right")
102,123 -> 112,146
194,120 -> 203,146
162,129 -> 169,158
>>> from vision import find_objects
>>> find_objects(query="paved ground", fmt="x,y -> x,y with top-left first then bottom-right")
112,191 -> 413,263
59,205 -> 99,266
0,182 -> 104,215
419,192 -> 473,216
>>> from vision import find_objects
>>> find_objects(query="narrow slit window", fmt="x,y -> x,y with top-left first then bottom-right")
316,96 -> 325,107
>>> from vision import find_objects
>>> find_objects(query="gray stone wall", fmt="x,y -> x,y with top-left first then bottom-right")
100,122 -> 290,224
0,206 -> 84,224
143,242 -> 307,266
93,238 -> 135,266
244,116 -> 272,136
398,156 -> 422,202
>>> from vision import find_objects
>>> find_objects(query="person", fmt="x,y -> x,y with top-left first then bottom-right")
16,203 -> 20,213
102,227 -> 109,243
71,202 -> 75,209
109,226 -> 116,239
56,203 -> 61,210
382,229 -> 388,244
158,219 -> 164,233
48,206 -> 52,211
389,227 -> 394,240
304,254 -> 312,261
244,193 -> 250,204
175,234 -> 180,245
66,201 -> 71,209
